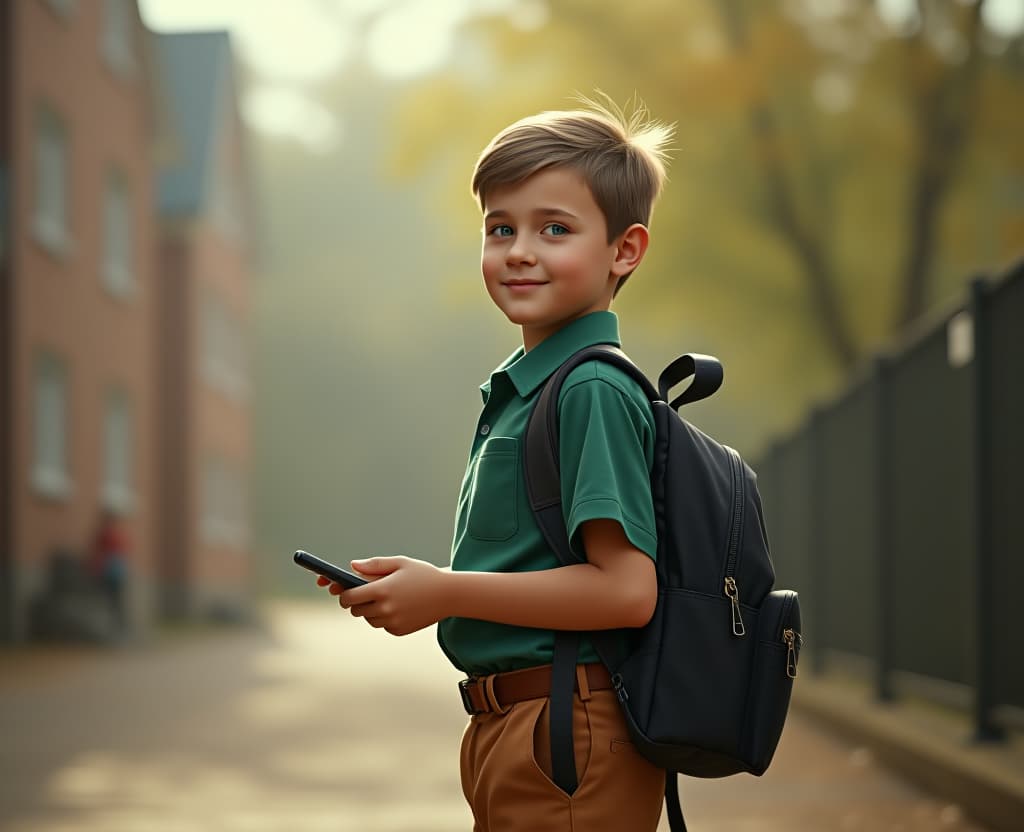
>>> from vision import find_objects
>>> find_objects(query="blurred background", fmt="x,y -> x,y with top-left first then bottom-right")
1,0 -> 1023,829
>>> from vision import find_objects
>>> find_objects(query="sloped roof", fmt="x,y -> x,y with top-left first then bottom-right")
155,31 -> 233,217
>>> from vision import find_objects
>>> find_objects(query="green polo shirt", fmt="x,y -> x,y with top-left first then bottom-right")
437,311 -> 657,675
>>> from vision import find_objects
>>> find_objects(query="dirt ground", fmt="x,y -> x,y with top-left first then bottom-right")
0,601 -> 990,831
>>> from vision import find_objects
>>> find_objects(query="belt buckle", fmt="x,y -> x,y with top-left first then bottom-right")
459,678 -> 476,715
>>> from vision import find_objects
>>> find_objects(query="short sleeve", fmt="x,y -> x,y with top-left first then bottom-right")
557,364 -> 657,561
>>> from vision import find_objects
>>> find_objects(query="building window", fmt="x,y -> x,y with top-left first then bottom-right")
101,0 -> 136,78
102,170 -> 134,297
33,106 -> 71,258
43,0 -> 76,18
201,455 -> 248,548
201,289 -> 249,402
32,352 -> 73,500
102,388 -> 134,513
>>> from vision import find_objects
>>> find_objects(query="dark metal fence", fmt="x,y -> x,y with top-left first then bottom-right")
755,260 -> 1024,741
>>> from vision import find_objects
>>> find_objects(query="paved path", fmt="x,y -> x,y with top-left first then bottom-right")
0,602 -> 991,831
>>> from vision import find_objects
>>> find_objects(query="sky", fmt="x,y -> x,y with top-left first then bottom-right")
137,0 -> 543,152
138,0 -> 1024,153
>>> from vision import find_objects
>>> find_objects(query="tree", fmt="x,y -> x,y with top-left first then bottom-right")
386,0 -> 1024,442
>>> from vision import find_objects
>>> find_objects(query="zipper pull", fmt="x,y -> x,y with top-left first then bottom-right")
724,577 -> 745,636
783,628 -> 799,679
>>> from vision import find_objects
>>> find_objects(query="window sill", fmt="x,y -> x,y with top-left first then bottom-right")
32,467 -> 75,502
32,216 -> 74,262
102,265 -> 136,301
101,484 -> 136,515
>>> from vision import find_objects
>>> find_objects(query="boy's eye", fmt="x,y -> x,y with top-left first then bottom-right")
488,224 -> 514,238
543,223 -> 569,236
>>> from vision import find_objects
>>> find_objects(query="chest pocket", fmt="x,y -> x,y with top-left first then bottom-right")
467,436 -> 520,542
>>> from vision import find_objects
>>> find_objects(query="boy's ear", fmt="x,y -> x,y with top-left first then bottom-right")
610,223 -> 650,278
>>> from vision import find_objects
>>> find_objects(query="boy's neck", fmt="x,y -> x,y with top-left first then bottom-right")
521,308 -> 613,353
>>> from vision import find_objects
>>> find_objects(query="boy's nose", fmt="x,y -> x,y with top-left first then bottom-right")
506,242 -> 536,267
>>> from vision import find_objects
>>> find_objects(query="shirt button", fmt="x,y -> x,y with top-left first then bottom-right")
480,424 -> 490,436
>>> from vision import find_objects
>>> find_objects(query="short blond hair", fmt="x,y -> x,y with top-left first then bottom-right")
471,96 -> 673,293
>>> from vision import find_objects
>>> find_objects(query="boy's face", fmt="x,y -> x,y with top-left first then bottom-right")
481,167 -> 630,351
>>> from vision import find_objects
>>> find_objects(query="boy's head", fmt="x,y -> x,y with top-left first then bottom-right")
472,97 -> 673,296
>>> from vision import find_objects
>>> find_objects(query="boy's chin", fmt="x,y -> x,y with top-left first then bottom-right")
498,308 -> 547,328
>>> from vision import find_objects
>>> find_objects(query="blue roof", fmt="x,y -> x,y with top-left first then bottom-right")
155,31 -> 233,217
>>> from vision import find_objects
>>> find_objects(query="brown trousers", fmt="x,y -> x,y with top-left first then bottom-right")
459,688 -> 665,831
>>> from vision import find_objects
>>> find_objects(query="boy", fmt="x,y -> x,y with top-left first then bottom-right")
319,98 -> 673,831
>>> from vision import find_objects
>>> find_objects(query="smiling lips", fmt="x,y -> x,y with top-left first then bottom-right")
504,279 -> 547,291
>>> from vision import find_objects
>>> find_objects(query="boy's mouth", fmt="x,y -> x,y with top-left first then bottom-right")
503,279 -> 548,291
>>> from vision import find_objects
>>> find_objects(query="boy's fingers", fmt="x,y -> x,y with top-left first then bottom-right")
316,576 -> 330,586
351,557 -> 401,576
342,583 -> 375,604
347,600 -> 376,618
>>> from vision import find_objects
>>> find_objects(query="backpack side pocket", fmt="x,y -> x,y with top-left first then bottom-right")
740,590 -> 801,774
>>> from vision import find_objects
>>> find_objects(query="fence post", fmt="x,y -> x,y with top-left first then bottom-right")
970,277 -> 1005,742
874,354 -> 894,702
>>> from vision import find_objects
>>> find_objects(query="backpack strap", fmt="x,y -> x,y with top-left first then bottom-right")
550,630 -> 581,794
665,774 -> 688,831
525,344 -> 725,565
524,345 -> 657,570
524,346 -> 655,797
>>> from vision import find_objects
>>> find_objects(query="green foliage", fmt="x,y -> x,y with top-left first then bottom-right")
385,0 -> 1024,449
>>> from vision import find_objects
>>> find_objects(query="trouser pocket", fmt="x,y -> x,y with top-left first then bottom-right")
531,695 -> 592,797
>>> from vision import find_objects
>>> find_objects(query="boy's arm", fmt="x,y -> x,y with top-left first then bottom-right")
324,518 -> 656,637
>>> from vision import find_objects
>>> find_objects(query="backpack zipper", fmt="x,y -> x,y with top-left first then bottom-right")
783,629 -> 800,679
723,448 -> 746,637
724,577 -> 745,637
779,591 -> 801,679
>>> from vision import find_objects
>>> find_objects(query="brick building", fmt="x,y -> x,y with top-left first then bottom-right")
154,30 -> 257,621
0,1 -> 256,641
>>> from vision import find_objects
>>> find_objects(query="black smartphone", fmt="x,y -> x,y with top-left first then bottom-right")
293,550 -> 368,589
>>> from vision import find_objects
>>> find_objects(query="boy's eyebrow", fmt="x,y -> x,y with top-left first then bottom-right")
483,207 -> 580,222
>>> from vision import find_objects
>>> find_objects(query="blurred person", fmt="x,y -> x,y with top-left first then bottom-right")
318,97 -> 672,831
89,508 -> 131,635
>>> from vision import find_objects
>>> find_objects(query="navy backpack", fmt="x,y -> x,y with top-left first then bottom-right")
524,346 -> 802,831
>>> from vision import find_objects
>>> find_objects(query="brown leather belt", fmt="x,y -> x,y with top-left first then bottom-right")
459,662 -> 613,716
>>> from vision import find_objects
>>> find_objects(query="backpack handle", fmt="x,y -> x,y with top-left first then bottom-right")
658,354 -> 723,411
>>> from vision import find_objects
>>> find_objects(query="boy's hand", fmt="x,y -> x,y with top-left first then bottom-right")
316,556 -> 450,637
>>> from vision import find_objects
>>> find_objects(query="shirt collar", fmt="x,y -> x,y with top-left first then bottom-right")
479,311 -> 621,402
